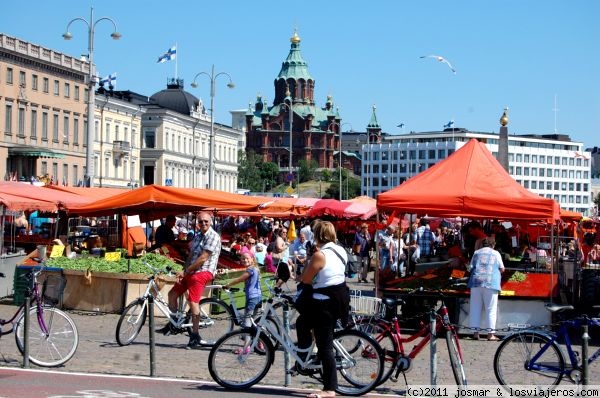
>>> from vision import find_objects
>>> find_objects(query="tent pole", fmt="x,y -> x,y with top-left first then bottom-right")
0,206 -> 5,256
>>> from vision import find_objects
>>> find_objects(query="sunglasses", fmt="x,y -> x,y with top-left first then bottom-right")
199,220 -> 211,224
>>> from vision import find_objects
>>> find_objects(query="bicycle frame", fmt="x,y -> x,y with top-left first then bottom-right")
251,295 -> 354,370
523,317 -> 600,373
0,270 -> 50,337
379,300 -> 462,361
135,276 -> 190,328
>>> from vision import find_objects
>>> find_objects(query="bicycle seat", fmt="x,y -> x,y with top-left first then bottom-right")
383,297 -> 405,308
545,304 -> 574,313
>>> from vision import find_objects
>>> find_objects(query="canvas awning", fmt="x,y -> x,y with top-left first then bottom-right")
377,139 -> 560,222
8,146 -> 64,158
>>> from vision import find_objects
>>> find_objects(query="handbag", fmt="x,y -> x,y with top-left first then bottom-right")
293,282 -> 313,315
352,243 -> 361,255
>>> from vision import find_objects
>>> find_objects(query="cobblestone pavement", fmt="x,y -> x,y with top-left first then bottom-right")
0,276 -> 597,394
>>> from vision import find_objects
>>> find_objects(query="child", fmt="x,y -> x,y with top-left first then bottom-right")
264,244 -> 276,273
224,251 -> 262,328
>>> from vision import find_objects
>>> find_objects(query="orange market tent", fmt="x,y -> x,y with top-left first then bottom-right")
308,196 -> 377,220
0,181 -> 91,210
377,139 -> 559,222
47,185 -> 127,201
67,184 -> 275,220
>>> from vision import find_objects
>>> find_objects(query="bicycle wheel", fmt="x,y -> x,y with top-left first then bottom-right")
354,316 -> 398,385
15,306 -> 79,367
494,331 -> 564,389
208,329 -> 273,389
445,329 -> 467,385
334,329 -> 384,396
116,299 -> 148,346
254,315 -> 281,352
198,298 -> 234,346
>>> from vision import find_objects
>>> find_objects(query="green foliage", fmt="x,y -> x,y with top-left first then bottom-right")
237,150 -> 279,192
324,172 -> 361,199
509,271 -> 526,282
47,253 -> 182,274
321,169 -> 332,182
298,159 -> 318,182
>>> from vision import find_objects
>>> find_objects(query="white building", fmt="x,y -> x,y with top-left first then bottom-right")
363,128 -> 592,216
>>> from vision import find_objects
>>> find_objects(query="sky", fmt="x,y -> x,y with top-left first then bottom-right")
2,0 -> 599,148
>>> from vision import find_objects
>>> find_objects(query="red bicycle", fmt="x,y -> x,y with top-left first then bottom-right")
353,284 -> 467,386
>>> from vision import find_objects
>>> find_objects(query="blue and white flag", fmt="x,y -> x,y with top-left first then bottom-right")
157,46 -> 177,63
443,120 -> 455,129
99,72 -> 117,86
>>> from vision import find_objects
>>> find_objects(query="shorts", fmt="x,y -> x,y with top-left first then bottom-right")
171,270 -> 214,303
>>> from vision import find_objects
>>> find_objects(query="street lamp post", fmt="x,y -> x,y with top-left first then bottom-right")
191,65 -> 234,190
331,121 -> 352,200
279,95 -> 294,187
63,7 -> 121,187
357,133 -> 369,196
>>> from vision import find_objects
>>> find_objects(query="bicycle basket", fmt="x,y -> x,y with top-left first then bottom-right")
42,273 -> 67,306
350,291 -> 384,317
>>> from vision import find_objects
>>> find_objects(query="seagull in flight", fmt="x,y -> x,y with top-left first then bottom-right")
420,55 -> 456,74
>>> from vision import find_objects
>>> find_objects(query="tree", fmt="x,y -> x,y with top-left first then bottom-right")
237,150 -> 279,192
298,159 -> 318,182
594,192 -> 600,208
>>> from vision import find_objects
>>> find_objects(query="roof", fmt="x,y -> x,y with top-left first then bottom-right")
149,79 -> 202,115
377,138 -> 559,221
276,32 -> 312,81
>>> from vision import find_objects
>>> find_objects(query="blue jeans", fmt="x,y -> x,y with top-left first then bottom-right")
243,296 -> 261,327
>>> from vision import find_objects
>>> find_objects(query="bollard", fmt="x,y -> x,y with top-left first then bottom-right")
148,295 -> 156,377
283,303 -> 290,386
429,309 -> 437,386
582,322 -> 589,387
22,294 -> 30,368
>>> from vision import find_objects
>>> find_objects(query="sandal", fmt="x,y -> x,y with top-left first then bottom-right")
234,346 -> 251,355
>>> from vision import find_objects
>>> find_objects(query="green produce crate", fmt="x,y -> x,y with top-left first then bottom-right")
213,271 -> 274,310
13,266 -> 63,306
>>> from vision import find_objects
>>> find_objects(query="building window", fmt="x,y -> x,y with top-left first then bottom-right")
524,154 -> 530,163
43,77 -> 49,93
554,182 -> 559,190
428,150 -> 436,159
63,164 -> 68,185
547,182 -> 552,190
516,167 -> 522,175
524,167 -> 530,176
19,71 -> 26,86
32,74 -> 38,90
6,67 -> 13,84
532,155 -> 537,163
144,130 -> 155,148
539,168 -> 544,177
569,183 -> 574,191
554,156 -> 560,165
74,86 -> 80,101
64,83 -> 70,98
562,157 -> 567,165
4,104 -> 12,134
418,150 -> 426,159
72,165 -> 78,186
83,120 -> 88,146
539,155 -> 545,164
438,149 -> 445,159
31,109 -> 37,138
53,114 -> 59,142
53,80 -> 60,96
561,182 -> 567,191
41,161 -> 48,175
52,163 -> 58,181
516,154 -> 522,162
115,125 -> 120,141
42,112 -> 48,140
73,118 -> 79,144
18,107 -> 25,136
524,180 -> 529,188
63,116 -> 69,143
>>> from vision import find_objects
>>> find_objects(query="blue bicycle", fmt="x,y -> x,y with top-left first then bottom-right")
494,304 -> 600,389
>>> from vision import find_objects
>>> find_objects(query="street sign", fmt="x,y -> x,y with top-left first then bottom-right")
285,186 -> 294,195
165,178 -> 173,186
286,173 -> 294,182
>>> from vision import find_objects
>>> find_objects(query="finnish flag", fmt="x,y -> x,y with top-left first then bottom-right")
157,46 -> 177,63
100,72 -> 117,86
443,120 -> 455,129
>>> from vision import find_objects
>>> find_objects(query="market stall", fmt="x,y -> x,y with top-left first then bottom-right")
376,139 -> 563,327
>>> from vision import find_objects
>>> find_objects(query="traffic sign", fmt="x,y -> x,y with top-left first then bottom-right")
285,186 -> 294,195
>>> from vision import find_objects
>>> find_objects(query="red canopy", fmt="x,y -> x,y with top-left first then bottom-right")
308,196 -> 377,220
67,184 -> 274,220
377,139 -> 559,222
0,181 -> 91,210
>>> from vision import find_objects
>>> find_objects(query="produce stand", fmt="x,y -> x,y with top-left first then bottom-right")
381,266 -> 558,334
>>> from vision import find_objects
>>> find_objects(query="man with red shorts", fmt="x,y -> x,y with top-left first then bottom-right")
158,211 -> 221,349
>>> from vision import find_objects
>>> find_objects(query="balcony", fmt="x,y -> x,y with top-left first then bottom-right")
112,140 -> 131,158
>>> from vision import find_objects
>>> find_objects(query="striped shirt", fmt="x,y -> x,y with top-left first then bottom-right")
186,227 -> 221,275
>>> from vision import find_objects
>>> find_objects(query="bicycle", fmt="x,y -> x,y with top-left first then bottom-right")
116,264 -> 262,347
352,283 -> 468,386
0,267 -> 79,367
207,279 -> 385,396
494,303 -> 600,389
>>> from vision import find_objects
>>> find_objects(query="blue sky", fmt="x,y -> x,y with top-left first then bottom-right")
3,0 -> 599,148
